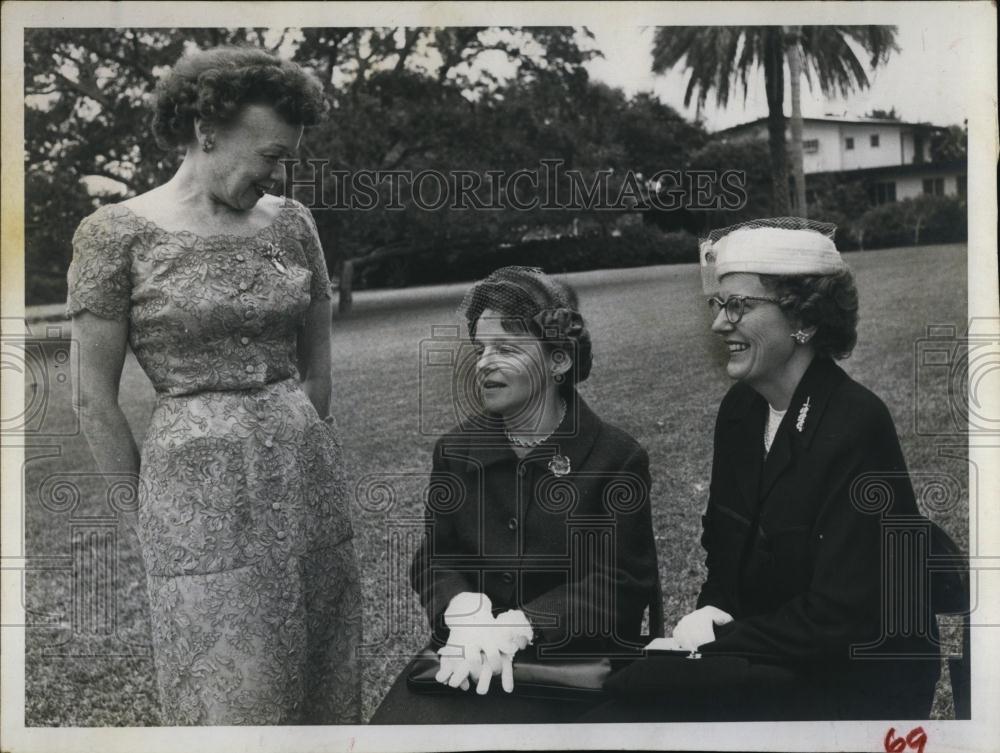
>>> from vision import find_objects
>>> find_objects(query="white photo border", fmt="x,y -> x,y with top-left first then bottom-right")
2,2 -> 997,752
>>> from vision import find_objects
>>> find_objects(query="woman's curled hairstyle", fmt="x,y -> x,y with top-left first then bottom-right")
459,266 -> 593,389
152,46 -> 326,148
761,268 -> 859,360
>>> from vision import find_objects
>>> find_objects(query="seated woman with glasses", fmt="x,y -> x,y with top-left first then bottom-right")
592,219 -> 942,721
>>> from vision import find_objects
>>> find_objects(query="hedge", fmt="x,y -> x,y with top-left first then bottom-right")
356,225 -> 699,289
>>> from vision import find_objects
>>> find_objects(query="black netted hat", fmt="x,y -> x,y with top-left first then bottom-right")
458,266 -> 592,385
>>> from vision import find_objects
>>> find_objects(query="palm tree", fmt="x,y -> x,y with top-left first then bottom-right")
652,26 -> 897,215
786,26 -> 807,216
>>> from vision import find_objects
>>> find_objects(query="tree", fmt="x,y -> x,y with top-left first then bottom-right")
929,123 -> 967,162
785,26 -> 807,217
292,27 -> 607,310
651,25 -> 898,215
864,107 -> 901,120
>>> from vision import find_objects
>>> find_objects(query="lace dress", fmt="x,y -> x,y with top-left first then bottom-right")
66,198 -> 362,725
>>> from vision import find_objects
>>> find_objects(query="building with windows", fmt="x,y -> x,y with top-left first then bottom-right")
713,116 -> 966,207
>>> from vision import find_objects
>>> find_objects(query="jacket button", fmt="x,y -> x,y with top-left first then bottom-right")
240,336 -> 250,345
507,517 -> 518,531
502,572 -> 514,584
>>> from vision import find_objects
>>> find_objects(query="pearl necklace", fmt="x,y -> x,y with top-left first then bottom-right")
505,399 -> 567,448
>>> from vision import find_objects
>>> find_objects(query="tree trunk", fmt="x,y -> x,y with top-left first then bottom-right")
763,29 -> 790,215
785,26 -> 808,218
338,259 -> 354,315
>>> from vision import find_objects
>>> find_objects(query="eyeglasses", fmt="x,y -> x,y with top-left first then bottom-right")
707,294 -> 782,324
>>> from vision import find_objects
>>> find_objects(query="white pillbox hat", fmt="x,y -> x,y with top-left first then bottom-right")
700,220 -> 846,293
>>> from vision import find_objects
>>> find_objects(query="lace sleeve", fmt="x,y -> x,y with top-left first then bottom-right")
66,207 -> 134,320
291,200 -> 333,303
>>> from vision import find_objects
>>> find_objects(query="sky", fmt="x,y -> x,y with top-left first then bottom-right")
583,20 -> 976,130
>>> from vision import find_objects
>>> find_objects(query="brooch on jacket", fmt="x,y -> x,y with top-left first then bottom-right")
547,455 -> 571,477
795,396 -> 811,432
261,241 -> 287,274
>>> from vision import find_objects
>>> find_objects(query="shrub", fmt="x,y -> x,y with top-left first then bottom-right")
856,195 -> 967,249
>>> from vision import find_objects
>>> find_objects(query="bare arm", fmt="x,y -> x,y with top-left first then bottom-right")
296,296 -> 334,420
71,312 -> 139,481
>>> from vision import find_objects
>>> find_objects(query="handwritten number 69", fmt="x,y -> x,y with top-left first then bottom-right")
884,726 -> 928,753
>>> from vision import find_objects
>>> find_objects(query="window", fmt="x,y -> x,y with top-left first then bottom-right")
923,178 -> 945,196
803,139 -> 819,153
845,137 -> 854,150
869,181 -> 897,205
870,134 -> 880,147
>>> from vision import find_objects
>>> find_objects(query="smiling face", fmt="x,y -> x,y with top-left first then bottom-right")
200,104 -> 303,211
472,309 -> 557,422
711,273 -> 800,396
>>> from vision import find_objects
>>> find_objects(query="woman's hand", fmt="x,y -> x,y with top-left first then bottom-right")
494,609 -> 534,693
435,592 -> 504,693
671,605 -> 734,651
434,596 -> 535,695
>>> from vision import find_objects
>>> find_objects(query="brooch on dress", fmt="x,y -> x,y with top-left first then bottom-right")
261,242 -> 287,274
548,455 -> 571,477
796,396 -> 811,432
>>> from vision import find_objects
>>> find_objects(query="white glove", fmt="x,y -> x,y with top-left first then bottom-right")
435,593 -> 503,693
493,609 -> 534,693
671,606 -> 734,651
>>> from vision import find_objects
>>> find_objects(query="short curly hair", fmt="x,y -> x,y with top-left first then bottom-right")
461,267 -> 593,392
152,46 -> 325,148
759,268 -> 859,360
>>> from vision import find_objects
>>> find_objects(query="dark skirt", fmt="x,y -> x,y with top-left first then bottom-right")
580,656 -> 941,723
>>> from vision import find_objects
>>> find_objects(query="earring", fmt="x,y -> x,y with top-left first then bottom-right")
201,136 -> 214,153
553,372 -> 565,384
790,330 -> 812,344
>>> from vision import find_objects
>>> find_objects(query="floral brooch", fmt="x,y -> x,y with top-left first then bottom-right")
261,241 -> 287,274
795,397 -> 811,433
548,455 -> 571,477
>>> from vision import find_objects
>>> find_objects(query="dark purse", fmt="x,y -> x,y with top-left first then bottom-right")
406,647 -> 613,701
602,649 -> 755,696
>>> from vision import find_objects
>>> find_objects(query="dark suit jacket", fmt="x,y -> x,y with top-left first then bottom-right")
410,394 -> 659,654
695,357 -> 939,714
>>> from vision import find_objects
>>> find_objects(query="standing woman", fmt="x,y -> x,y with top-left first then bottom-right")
371,266 -> 660,724
67,46 -> 361,724
628,219 -> 940,720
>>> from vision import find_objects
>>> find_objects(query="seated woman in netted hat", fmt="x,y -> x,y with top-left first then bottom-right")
370,266 -> 660,724
593,218 -> 943,721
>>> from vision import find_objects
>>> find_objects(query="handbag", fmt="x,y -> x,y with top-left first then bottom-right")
406,647 -> 613,701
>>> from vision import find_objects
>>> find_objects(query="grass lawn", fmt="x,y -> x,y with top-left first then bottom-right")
22,243 -> 969,725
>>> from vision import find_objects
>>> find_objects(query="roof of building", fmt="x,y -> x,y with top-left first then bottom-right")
714,116 -> 947,136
